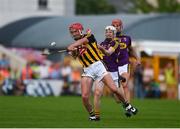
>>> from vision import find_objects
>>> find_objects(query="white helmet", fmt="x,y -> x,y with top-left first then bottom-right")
105,25 -> 117,35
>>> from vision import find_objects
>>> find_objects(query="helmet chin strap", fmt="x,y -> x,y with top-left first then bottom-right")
73,30 -> 83,40
71,30 -> 84,40
79,30 -> 83,35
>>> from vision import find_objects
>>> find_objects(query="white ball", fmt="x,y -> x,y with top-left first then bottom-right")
50,42 -> 56,46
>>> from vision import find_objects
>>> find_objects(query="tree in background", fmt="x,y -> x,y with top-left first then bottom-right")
76,0 -> 116,15
130,0 -> 180,13
75,0 -> 180,14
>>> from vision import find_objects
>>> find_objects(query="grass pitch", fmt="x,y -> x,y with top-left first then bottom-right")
0,96 -> 180,128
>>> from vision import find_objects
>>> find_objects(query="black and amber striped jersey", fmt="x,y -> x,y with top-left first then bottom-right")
77,34 -> 103,67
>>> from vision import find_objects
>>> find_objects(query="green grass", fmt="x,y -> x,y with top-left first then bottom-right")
0,96 -> 180,128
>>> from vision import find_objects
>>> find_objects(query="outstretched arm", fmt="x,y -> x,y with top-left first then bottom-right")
98,44 -> 115,56
67,37 -> 88,51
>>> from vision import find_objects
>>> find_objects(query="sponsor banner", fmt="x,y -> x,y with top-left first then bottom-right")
24,79 -> 64,97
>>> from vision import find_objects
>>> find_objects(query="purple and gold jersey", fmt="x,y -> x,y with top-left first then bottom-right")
115,32 -> 131,66
100,38 -> 119,72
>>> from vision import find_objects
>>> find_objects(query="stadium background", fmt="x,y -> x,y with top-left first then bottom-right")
0,0 -> 180,128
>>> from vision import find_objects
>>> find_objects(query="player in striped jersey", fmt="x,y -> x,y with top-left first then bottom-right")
67,23 -> 137,121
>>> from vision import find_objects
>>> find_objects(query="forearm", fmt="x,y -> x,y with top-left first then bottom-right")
101,48 -> 111,56
68,37 -> 88,51
99,45 -> 114,56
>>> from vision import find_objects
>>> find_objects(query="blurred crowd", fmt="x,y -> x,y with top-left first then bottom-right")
0,52 -> 82,96
0,49 -> 179,99
132,60 -> 178,99
104,58 -> 179,100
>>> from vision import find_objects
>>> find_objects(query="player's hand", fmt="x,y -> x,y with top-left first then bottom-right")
97,44 -> 104,50
67,45 -> 77,52
67,45 -> 73,51
68,49 -> 78,58
86,28 -> 91,34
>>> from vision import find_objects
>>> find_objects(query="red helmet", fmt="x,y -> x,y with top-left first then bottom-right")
111,19 -> 123,27
69,23 -> 84,31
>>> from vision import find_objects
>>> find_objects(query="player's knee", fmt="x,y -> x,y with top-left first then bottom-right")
122,84 -> 128,89
94,90 -> 102,98
82,94 -> 89,102
110,86 -> 118,94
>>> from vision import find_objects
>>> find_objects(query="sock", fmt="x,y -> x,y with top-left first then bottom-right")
122,101 -> 129,108
95,111 -> 100,119
89,109 -> 95,117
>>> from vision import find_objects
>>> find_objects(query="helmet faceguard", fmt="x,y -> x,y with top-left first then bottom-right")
105,25 -> 116,39
105,25 -> 117,35
69,23 -> 84,40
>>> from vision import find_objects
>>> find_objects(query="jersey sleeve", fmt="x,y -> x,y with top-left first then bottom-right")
126,36 -> 131,46
85,34 -> 97,44
110,40 -> 119,51
100,42 -> 104,46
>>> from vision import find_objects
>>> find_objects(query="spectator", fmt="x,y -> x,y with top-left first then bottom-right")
0,66 -> 12,95
70,67 -> 81,95
164,62 -> 177,99
11,68 -> 24,96
158,69 -> 167,98
134,65 -> 144,98
21,62 -> 34,81
61,57 -> 72,95
48,63 -> 61,79
0,54 -> 10,68
39,63 -> 49,79
142,61 -> 154,93
150,79 -> 161,98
